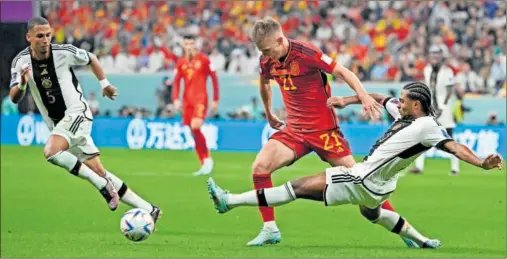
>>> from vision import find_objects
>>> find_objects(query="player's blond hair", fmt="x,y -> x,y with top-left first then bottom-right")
251,17 -> 282,45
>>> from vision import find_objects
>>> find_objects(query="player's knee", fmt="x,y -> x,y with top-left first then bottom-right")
43,146 -> 59,160
252,160 -> 272,175
190,119 -> 203,130
359,205 -> 380,222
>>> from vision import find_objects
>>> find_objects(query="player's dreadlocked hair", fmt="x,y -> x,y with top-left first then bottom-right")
403,82 -> 436,116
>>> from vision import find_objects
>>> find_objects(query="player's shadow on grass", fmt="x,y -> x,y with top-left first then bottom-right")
283,243 -> 505,255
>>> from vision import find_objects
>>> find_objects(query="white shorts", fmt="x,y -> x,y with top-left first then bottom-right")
51,114 -> 100,162
323,166 -> 390,209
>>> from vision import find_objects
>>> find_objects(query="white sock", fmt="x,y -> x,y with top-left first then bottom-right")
48,151 -> 107,190
227,190 -> 258,207
399,221 -> 429,247
105,171 -> 154,212
264,221 -> 279,232
415,153 -> 425,171
375,208 -> 400,231
227,182 -> 296,208
451,155 -> 460,172
375,209 -> 428,246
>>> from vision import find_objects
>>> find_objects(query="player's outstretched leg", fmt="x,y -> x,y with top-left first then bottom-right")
190,118 -> 213,176
359,205 -> 440,249
83,157 -> 162,223
44,135 -> 119,211
207,172 -> 325,246
380,201 -> 419,248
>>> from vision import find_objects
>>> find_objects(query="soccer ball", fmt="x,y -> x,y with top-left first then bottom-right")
120,208 -> 155,242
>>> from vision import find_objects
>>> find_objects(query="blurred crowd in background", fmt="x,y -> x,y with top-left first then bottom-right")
3,0 -> 506,124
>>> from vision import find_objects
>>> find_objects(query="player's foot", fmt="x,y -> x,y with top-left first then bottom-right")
409,168 -> 423,174
247,228 -> 282,246
422,239 -> 441,249
193,158 -> 214,176
401,237 -> 420,248
150,205 -> 162,224
99,178 -> 119,211
207,177 -> 230,213
449,170 -> 459,176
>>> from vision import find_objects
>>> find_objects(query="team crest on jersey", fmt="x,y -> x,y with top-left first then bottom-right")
42,77 -> 52,89
290,61 -> 299,76
194,60 -> 201,69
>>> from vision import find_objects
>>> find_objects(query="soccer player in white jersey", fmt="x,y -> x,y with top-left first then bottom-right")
206,82 -> 503,248
9,17 -> 161,222
411,45 -> 460,175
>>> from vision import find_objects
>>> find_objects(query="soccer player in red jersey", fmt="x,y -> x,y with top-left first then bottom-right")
173,35 -> 219,176
239,17 -> 410,247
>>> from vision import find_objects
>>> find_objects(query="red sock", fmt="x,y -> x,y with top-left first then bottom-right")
382,200 -> 395,211
253,174 -> 274,222
192,129 -> 209,164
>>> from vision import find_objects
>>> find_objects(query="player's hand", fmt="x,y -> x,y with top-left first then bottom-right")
359,95 -> 383,120
210,101 -> 218,115
266,112 -> 285,130
327,96 -> 347,109
481,154 -> 503,170
20,63 -> 31,86
102,85 -> 118,100
173,99 -> 181,111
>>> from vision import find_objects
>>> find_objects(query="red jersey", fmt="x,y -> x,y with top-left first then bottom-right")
260,39 -> 338,133
172,53 -> 219,105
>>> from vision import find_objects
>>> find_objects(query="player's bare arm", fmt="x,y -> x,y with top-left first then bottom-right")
331,63 -> 382,120
172,68 -> 182,111
209,67 -> 220,115
327,93 -> 387,109
9,64 -> 31,104
87,52 -> 117,100
440,140 -> 503,170
259,76 -> 284,129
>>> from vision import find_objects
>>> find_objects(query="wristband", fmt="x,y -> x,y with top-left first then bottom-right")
99,79 -> 110,89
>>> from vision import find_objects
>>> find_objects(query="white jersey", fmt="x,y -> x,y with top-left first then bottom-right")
10,44 -> 93,129
423,64 -> 456,128
350,97 -> 453,196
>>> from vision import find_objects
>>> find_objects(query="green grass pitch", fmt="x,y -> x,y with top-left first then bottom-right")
1,145 -> 505,258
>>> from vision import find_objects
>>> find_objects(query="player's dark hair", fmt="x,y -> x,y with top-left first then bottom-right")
403,82 -> 436,116
27,17 -> 49,31
183,33 -> 196,40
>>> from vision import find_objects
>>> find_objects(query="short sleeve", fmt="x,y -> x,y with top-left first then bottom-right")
63,44 -> 91,66
307,52 -> 337,74
259,57 -> 273,80
298,43 -> 337,73
420,119 -> 453,148
10,60 -> 22,88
